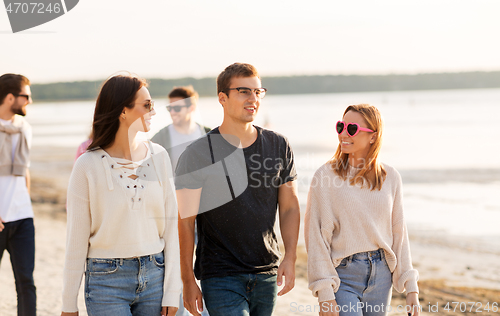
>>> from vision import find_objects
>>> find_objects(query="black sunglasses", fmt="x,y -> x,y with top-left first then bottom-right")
15,94 -> 31,100
166,105 -> 190,113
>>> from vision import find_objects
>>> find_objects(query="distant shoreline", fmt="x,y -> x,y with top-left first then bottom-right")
31,71 -> 500,102
29,86 -> 500,104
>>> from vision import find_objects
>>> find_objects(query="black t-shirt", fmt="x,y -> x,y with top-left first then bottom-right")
175,126 -> 297,280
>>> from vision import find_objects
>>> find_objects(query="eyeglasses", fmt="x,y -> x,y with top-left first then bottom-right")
15,94 -> 31,100
144,100 -> 155,112
166,105 -> 190,112
336,121 -> 374,137
225,87 -> 267,99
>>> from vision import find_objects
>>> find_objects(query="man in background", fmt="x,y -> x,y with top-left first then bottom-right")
152,85 -> 210,316
0,73 -> 36,316
152,85 -> 211,169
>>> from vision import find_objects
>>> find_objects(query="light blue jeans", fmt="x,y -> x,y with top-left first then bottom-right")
84,252 -> 165,316
331,249 -> 392,316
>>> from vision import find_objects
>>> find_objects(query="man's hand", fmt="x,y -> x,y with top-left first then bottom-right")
183,279 -> 204,316
0,216 -> 5,232
60,312 -> 78,316
277,255 -> 296,296
319,299 -> 339,316
161,306 -> 178,316
406,292 -> 420,316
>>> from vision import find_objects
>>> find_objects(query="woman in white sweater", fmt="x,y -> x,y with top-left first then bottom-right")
305,104 -> 419,316
61,74 -> 181,316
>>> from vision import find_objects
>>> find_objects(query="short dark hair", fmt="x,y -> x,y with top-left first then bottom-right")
217,63 -> 260,95
168,85 -> 198,106
0,74 -> 30,105
88,74 -> 148,151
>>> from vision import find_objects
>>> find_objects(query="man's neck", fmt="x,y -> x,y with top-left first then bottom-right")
219,119 -> 257,148
172,119 -> 197,135
0,107 -> 14,121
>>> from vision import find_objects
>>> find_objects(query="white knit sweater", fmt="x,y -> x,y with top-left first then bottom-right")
62,142 -> 182,312
304,163 -> 418,303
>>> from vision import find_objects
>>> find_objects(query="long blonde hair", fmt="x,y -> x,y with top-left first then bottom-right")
329,104 -> 386,191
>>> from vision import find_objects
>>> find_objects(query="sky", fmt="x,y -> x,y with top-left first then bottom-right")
1,0 -> 500,83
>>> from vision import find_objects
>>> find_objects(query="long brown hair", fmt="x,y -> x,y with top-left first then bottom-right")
329,104 -> 386,191
88,74 -> 147,151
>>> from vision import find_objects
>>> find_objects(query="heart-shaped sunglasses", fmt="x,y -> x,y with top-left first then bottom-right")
336,121 -> 374,137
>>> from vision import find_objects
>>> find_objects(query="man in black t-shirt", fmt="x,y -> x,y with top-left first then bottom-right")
176,63 -> 300,316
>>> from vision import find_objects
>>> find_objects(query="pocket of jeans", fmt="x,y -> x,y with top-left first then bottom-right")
337,257 -> 350,268
87,259 -> 119,275
152,252 -> 165,268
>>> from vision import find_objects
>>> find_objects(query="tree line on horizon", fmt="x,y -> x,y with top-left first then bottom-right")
30,71 -> 500,101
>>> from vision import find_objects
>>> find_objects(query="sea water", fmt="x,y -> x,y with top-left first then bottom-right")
25,88 -> 500,251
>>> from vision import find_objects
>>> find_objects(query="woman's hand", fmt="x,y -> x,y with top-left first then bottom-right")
319,299 -> 339,316
183,279 -> 204,316
161,306 -> 178,316
61,312 -> 78,316
406,292 -> 420,316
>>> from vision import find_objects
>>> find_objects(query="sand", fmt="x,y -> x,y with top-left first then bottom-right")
1,146 -> 499,315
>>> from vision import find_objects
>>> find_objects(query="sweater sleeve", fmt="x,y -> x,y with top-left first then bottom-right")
160,150 -> 182,307
62,157 -> 91,312
391,171 -> 419,294
304,170 -> 340,302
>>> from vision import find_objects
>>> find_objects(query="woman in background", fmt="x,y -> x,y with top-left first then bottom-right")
305,104 -> 419,316
74,133 -> 92,161
61,74 -> 181,316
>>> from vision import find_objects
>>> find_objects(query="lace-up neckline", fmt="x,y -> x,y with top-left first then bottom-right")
109,145 -> 150,180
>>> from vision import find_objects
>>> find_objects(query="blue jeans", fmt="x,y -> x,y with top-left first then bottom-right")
332,249 -> 392,316
201,274 -> 277,316
85,252 -> 165,316
0,218 -> 36,316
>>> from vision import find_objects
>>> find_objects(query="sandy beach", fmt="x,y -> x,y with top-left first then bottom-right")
1,145 -> 500,315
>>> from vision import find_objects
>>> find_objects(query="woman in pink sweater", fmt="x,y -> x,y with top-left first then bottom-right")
305,104 -> 419,316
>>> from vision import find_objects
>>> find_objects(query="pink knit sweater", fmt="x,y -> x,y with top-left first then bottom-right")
304,163 -> 419,302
